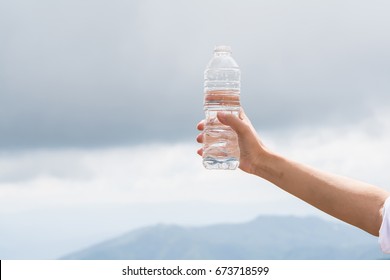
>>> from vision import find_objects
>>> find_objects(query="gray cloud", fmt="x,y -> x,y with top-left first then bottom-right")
1,0 -> 390,149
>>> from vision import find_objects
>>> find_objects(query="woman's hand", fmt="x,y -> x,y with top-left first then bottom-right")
196,108 -> 269,175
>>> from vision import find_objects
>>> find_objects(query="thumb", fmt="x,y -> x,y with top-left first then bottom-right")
217,111 -> 246,135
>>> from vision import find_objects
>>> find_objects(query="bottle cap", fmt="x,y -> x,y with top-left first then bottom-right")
214,45 -> 232,53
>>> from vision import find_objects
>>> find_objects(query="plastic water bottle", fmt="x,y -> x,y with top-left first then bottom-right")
203,45 -> 241,170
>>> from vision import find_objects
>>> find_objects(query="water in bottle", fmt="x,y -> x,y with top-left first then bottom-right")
203,45 -> 241,170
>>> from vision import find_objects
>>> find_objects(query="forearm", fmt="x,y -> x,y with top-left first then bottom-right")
253,151 -> 390,236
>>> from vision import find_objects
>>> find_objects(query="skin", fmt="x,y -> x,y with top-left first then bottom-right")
196,109 -> 390,236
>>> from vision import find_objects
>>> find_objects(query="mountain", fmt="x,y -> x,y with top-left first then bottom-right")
61,215 -> 388,260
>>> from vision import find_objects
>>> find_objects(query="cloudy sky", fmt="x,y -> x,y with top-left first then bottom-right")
1,0 -> 390,259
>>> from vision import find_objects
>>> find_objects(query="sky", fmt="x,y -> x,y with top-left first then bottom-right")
1,0 -> 390,259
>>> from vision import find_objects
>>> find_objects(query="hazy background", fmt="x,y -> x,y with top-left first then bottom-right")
1,0 -> 390,258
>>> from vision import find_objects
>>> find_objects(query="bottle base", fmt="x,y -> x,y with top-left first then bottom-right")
203,157 -> 239,170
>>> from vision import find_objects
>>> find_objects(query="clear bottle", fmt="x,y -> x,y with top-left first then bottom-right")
203,45 -> 241,170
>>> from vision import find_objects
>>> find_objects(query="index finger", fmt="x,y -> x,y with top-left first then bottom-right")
197,120 -> 205,131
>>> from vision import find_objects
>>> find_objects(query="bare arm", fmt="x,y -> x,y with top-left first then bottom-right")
257,152 -> 389,236
197,109 -> 390,236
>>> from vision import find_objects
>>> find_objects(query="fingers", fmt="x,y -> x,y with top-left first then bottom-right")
197,120 -> 205,131
197,147 -> 203,156
196,133 -> 203,143
196,119 -> 205,145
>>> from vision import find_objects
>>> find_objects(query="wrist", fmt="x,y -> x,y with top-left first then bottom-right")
252,149 -> 284,182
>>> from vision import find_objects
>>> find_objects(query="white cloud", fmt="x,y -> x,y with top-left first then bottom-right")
269,108 -> 390,188
0,143 -> 276,210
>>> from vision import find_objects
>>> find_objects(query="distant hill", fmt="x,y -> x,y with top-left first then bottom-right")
61,215 -> 388,260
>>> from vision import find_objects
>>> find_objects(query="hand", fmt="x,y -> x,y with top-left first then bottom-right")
196,108 -> 269,174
